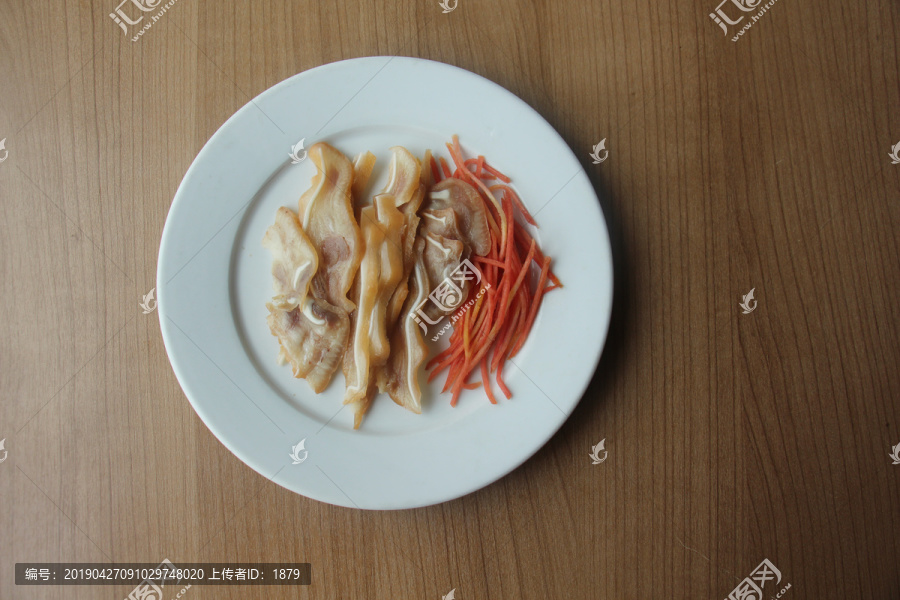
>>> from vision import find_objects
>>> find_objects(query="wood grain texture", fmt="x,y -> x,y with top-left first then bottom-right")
1,0 -> 898,598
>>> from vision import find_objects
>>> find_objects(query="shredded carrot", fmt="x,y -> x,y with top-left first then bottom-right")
424,135 -> 561,408
483,161 -> 511,183
511,256 -> 551,357
430,154 -> 442,184
439,157 -> 453,179
490,184 -> 537,226
474,256 -> 505,269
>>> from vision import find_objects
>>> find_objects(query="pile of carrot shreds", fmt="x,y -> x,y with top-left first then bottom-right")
425,135 -> 562,406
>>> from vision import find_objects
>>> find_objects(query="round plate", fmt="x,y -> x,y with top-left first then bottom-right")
158,57 -> 613,510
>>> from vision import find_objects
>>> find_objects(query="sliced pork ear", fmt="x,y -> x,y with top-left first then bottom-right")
262,207 -> 319,311
419,230 -> 468,321
351,151 -> 376,203
367,194 -> 406,365
377,239 -> 429,414
385,184 -> 425,329
424,178 -> 492,256
266,297 -> 349,393
381,146 -> 422,207
342,196 -> 405,405
421,150 -> 433,187
348,380 -> 378,430
297,142 -> 363,313
419,207 -> 465,247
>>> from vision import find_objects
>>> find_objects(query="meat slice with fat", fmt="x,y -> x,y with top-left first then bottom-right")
376,238 -> 429,413
343,195 -> 405,427
297,142 -> 364,313
266,297 -> 350,394
424,178 -> 491,256
261,206 -> 318,311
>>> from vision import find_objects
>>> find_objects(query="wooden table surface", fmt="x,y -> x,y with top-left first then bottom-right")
2,0 -> 898,598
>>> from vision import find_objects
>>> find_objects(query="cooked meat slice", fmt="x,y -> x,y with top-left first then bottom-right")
381,146 -> 422,208
419,207 -> 465,248
297,142 -> 363,313
347,380 -> 378,430
266,297 -> 349,393
420,230 -> 468,321
261,206 -> 319,311
343,196 -> 405,404
367,194 -> 406,365
351,151 -> 376,202
385,184 -> 425,329
424,178 -> 491,256
377,239 -> 429,413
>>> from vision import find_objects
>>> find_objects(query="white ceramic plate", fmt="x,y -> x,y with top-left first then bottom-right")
158,57 -> 613,510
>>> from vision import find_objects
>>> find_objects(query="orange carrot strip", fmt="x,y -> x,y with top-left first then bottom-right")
481,356 -> 497,404
440,157 -> 453,178
514,225 -> 562,288
492,301 -> 521,372
511,256 -> 551,357
496,360 -> 512,398
463,308 -> 474,364
490,184 -> 537,226
427,339 -> 464,371
505,240 -> 536,309
474,256 -> 505,269
429,347 -> 464,379
483,161 -> 511,183
443,359 -> 462,393
430,155 -> 442,183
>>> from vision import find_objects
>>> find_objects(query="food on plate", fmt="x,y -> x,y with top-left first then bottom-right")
342,147 -> 425,427
351,151 -> 376,200
263,136 -> 561,428
343,195 -> 406,426
297,142 -> 363,313
375,238 -> 429,413
265,142 -> 362,392
423,136 -> 563,406
261,207 -> 318,311
382,148 -> 426,329
423,178 -> 491,256
266,297 -> 350,394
